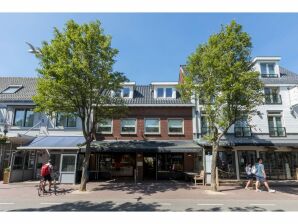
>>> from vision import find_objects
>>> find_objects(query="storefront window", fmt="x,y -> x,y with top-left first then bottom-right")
158,153 -> 184,172
237,151 -> 256,179
13,152 -> 23,170
217,151 -> 236,179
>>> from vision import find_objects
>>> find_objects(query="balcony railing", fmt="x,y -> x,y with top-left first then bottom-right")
234,127 -> 252,137
269,127 -> 286,137
264,94 -> 282,104
261,73 -> 278,78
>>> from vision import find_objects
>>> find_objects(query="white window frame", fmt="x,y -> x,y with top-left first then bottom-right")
260,63 -> 277,77
157,88 -> 164,98
122,87 -> 130,98
97,119 -> 113,134
144,118 -> 160,135
168,118 -> 184,135
165,88 -> 173,98
267,111 -> 283,128
121,118 -> 137,134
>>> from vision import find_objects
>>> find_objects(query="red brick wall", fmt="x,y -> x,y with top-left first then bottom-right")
96,107 -> 193,140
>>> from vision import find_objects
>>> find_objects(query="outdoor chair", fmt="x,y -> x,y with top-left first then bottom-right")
193,170 -> 205,186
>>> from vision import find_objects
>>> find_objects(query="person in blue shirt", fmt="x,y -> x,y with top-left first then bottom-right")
255,158 -> 275,193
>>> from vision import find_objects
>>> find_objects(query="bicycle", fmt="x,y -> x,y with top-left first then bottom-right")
37,171 -> 60,196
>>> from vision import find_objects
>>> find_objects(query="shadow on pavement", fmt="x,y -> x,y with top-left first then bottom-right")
274,186 -> 298,196
91,180 -> 195,196
185,206 -> 285,212
10,201 -> 170,212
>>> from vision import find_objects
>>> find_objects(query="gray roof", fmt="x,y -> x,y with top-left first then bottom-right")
181,65 -> 298,85
0,77 -> 37,103
261,66 -> 298,85
123,85 -> 192,105
0,77 -> 191,105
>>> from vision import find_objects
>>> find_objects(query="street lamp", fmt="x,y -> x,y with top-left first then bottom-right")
26,42 -> 42,56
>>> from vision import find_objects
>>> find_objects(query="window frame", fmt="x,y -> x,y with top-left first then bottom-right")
168,118 -> 184,135
122,87 -> 130,98
1,85 -> 23,94
260,63 -> 278,78
165,88 -> 173,98
120,118 -> 137,134
157,88 -> 164,98
144,118 -> 160,135
55,113 -> 77,128
267,111 -> 286,137
96,119 -> 113,134
13,108 -> 34,127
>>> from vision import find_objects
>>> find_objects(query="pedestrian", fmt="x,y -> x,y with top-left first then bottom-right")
255,158 -> 276,193
244,163 -> 253,190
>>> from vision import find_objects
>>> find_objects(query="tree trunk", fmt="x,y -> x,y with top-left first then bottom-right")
210,142 -> 219,191
79,142 -> 91,191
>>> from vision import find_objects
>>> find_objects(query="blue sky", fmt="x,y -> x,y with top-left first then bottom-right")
0,13 -> 298,84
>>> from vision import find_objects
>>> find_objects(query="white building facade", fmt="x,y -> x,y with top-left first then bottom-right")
181,56 -> 298,181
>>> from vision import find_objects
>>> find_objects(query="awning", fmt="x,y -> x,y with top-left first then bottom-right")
80,140 -> 202,153
17,136 -> 85,150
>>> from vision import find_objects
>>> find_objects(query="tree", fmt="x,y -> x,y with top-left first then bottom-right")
32,20 -> 128,191
179,21 -> 264,191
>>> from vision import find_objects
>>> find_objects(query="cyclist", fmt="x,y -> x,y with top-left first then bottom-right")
40,160 -> 53,191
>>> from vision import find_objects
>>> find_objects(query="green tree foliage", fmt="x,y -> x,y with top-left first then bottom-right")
179,21 -> 264,191
32,20 -> 128,191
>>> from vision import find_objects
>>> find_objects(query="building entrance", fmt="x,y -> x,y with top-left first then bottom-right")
143,154 -> 157,180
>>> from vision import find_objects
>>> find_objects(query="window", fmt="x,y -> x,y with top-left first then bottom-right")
234,116 -> 251,137
13,152 -> 24,170
200,115 -> 210,137
165,88 -> 173,98
144,118 -> 160,134
158,153 -> 184,172
13,108 -> 34,127
157,88 -> 164,98
260,63 -> 277,78
56,113 -> 77,128
122,87 -> 130,98
168,119 -> 184,134
61,155 -> 76,172
267,112 -> 286,137
1,85 -> 22,94
24,151 -> 36,169
264,87 -> 282,104
121,118 -> 136,134
97,119 -> 113,134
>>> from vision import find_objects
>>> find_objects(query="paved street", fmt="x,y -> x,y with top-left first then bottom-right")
0,180 -> 298,211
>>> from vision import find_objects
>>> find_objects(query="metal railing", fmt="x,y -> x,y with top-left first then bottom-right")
269,127 -> 286,137
264,94 -> 282,104
261,73 -> 278,78
234,127 -> 252,137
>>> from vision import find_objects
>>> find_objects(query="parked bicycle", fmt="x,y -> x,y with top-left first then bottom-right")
37,171 -> 60,196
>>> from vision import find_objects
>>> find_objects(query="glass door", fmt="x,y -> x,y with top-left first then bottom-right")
237,151 -> 257,179
143,154 -> 156,180
59,154 -> 77,183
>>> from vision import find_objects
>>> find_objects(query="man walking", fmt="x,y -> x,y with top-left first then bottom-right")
255,158 -> 275,193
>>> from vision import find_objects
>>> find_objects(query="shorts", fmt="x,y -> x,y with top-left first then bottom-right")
43,174 -> 52,182
256,176 -> 266,182
246,174 -> 254,180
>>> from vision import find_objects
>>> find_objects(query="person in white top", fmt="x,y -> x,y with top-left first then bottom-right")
244,163 -> 253,190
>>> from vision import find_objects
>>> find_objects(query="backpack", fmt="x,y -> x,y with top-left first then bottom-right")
41,164 -> 50,176
251,165 -> 257,175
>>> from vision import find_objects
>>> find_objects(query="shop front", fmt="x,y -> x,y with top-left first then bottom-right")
77,140 -> 203,183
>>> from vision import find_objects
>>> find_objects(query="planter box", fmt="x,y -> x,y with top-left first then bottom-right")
3,171 -> 10,184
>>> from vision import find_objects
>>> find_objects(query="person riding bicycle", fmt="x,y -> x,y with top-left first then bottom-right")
40,160 -> 53,191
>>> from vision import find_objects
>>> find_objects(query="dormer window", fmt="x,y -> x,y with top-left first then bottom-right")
166,88 -> 173,98
122,87 -> 130,98
260,63 -> 277,78
1,85 -> 23,94
157,88 -> 164,98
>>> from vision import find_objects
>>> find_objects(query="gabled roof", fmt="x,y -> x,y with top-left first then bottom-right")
0,77 -> 37,103
0,77 -> 192,106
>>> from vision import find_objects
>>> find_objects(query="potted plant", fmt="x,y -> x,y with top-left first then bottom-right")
3,167 -> 11,184
0,134 -> 8,144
